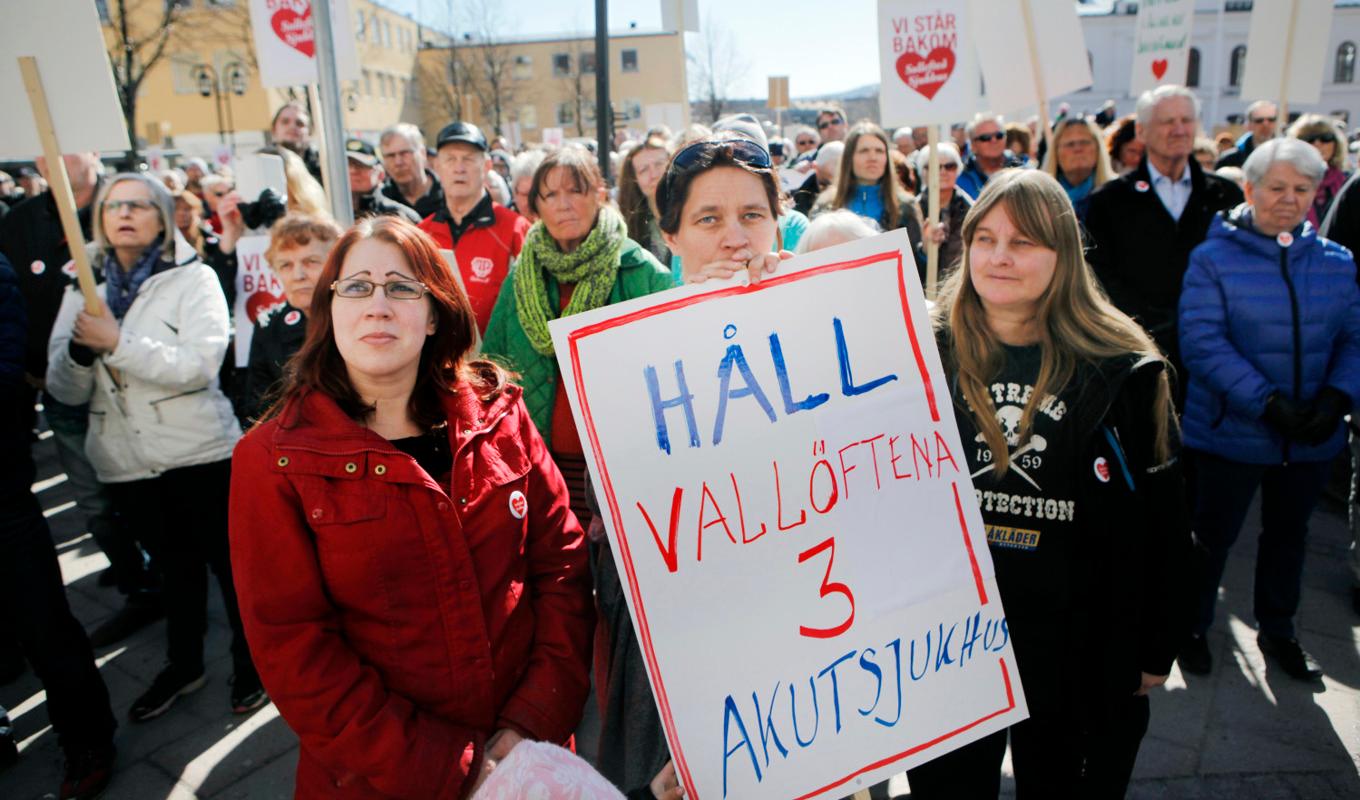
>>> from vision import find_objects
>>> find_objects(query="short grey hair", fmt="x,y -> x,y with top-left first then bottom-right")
919,141 -> 963,168
892,126 -> 914,143
1242,137 -> 1327,187
510,149 -> 548,187
199,174 -> 231,194
91,172 -> 175,262
815,141 -> 845,170
1246,99 -> 1278,119
797,209 -> 881,253
1136,84 -> 1201,127
379,122 -> 426,153
965,112 -> 1004,139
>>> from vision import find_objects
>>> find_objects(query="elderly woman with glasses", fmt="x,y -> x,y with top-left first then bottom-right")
1042,117 -> 1115,222
45,172 -> 264,722
481,146 -> 676,528
229,216 -> 594,798
1177,138 -> 1360,682
917,141 -> 974,280
1288,114 -> 1351,227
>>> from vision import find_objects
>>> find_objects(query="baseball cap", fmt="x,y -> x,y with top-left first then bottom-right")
345,138 -> 378,166
435,121 -> 488,152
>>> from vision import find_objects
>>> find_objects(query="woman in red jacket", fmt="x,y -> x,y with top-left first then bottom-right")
228,215 -> 593,799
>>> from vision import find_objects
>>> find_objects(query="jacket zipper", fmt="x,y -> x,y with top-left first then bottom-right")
148,387 -> 208,424
1279,243 -> 1302,464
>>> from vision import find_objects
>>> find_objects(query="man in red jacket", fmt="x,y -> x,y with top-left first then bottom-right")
419,122 -> 529,333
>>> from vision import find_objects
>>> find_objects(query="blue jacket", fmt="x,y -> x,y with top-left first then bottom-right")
1180,207 -> 1360,463
954,152 -> 1022,202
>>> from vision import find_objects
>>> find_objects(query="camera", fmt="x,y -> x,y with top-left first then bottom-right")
237,188 -> 287,231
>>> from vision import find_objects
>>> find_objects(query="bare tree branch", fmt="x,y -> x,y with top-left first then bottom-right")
688,15 -> 749,124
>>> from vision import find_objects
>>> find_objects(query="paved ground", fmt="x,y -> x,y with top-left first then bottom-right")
3,420 -> 1359,799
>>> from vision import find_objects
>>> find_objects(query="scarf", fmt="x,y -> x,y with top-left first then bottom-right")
104,236 -> 166,320
514,205 -> 626,356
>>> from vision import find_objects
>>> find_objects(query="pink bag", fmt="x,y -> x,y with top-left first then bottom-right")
471,740 -> 625,800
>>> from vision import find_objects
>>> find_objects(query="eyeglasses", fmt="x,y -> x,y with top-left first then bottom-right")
972,132 -> 1006,143
1250,116 -> 1278,124
103,198 -> 156,214
939,163 -> 960,172
331,278 -> 429,300
817,118 -> 844,130
656,137 -> 773,219
1301,133 -> 1335,145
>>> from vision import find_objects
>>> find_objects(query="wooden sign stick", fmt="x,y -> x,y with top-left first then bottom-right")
18,56 -> 100,315
1020,0 -> 1053,164
926,124 -> 942,299
1278,0 -> 1300,135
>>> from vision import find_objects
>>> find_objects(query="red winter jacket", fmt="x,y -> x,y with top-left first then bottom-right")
229,382 -> 592,799
418,194 -> 528,334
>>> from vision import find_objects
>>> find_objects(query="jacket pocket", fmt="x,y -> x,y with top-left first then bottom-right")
148,387 -> 209,424
1210,394 -> 1229,430
306,491 -> 388,550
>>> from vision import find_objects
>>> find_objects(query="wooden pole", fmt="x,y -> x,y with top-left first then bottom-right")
18,56 -> 100,315
1019,0 -> 1052,162
926,125 -> 941,299
1278,0 -> 1300,135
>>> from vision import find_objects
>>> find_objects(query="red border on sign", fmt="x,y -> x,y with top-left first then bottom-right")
566,250 -> 1003,798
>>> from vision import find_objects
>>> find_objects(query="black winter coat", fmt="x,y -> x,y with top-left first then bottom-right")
355,189 -> 421,223
1084,158 -> 1242,366
241,302 -> 307,422
1321,169 -> 1360,273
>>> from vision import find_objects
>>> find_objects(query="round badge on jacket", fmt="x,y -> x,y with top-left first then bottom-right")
508,490 -> 528,519
1093,457 -> 1112,483
1277,232 -> 1294,247
61,261 -> 78,278
284,310 -> 302,326
1134,180 -> 1150,193
30,260 -> 44,275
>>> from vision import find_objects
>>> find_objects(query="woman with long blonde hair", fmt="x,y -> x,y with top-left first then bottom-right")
1041,117 -> 1114,222
907,168 -> 1192,798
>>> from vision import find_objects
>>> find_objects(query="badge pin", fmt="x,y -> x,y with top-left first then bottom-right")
1134,180 -> 1150,193
284,310 -> 302,326
61,261 -> 78,278
30,260 -> 44,275
1277,231 -> 1294,247
508,490 -> 528,519
1093,457 -> 1111,483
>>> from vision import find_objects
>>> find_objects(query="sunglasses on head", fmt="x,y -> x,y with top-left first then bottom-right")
657,137 -> 772,218
818,118 -> 843,130
973,132 -> 1005,143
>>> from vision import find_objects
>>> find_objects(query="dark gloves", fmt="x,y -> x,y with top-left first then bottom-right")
68,340 -> 96,367
1296,387 -> 1352,445
1262,393 -> 1310,437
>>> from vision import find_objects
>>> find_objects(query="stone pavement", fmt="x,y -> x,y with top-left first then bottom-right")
3,421 -> 1359,799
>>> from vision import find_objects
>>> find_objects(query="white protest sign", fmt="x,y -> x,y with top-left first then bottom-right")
213,144 -> 236,172
1240,0 -> 1333,106
146,147 -> 166,173
248,0 -> 361,89
877,0 -> 979,128
0,0 -> 130,160
550,229 -> 1027,800
542,127 -> 566,147
233,235 -> 285,368
1129,0 -> 1196,97
968,0 -> 1091,115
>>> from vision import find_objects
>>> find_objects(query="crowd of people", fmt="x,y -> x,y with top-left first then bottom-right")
2,79 -> 1360,800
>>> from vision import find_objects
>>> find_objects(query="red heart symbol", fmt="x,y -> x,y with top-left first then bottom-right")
1151,59 -> 1168,80
271,6 -> 315,59
246,290 -> 287,325
895,46 -> 957,101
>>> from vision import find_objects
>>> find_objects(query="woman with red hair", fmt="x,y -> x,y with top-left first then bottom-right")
228,216 -> 593,798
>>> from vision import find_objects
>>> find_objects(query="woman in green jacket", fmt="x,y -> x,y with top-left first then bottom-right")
481,145 -> 676,526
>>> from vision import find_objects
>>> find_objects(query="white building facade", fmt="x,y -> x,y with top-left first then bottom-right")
1053,0 -> 1360,132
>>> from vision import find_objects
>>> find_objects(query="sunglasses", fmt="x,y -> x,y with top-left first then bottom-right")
939,163 -> 960,172
818,119 -> 844,130
972,132 -> 1005,143
657,137 -> 772,219
1301,133 -> 1335,144
103,199 -> 156,214
1250,116 -> 1278,124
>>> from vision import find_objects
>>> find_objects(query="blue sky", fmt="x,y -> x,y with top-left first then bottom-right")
380,0 -> 881,99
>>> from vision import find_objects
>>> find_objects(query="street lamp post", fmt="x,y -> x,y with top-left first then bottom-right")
193,63 -> 227,145
222,61 -> 247,154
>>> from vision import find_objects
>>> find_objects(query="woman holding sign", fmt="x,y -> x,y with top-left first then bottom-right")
229,216 -> 594,798
905,169 -> 1192,797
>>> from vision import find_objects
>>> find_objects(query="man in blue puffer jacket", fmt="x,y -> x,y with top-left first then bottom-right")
1177,138 -> 1360,681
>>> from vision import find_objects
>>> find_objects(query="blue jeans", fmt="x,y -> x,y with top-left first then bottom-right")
1190,450 -> 1331,639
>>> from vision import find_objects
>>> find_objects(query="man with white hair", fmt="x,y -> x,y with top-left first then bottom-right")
1216,99 -> 1279,169
1085,84 -> 1243,384
379,122 -> 443,218
955,112 -> 1022,200
892,126 -> 915,157
793,140 -> 844,216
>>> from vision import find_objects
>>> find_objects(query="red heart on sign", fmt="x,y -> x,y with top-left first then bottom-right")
271,5 -> 315,58
895,46 -> 957,101
1151,59 -> 1168,80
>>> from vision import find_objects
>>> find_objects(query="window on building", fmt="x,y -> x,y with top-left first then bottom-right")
170,56 -> 202,96
553,53 -> 571,76
622,49 -> 638,72
399,77 -> 407,101
364,70 -> 373,96
355,10 -> 365,40
556,102 -> 575,125
370,15 -> 381,44
1187,47 -> 1201,87
519,105 -> 538,129
1336,42 -> 1356,83
623,99 -> 643,120
580,51 -> 597,74
1229,45 -> 1247,88
514,55 -> 533,80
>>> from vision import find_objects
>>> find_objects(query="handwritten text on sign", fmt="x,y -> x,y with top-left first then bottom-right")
550,231 -> 1028,800
1129,0 -> 1195,96
877,0 -> 977,127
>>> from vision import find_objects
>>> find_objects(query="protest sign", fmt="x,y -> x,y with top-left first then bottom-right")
233,235 -> 285,368
1240,0 -> 1333,109
248,0 -> 360,89
877,0 -> 978,129
550,230 -> 1027,800
1129,0 -> 1196,97
967,0 -> 1091,116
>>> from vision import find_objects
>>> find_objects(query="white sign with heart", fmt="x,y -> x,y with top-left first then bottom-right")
1129,0 -> 1195,98
249,0 -> 361,90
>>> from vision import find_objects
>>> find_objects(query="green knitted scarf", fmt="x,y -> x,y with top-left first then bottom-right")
514,205 -> 626,356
